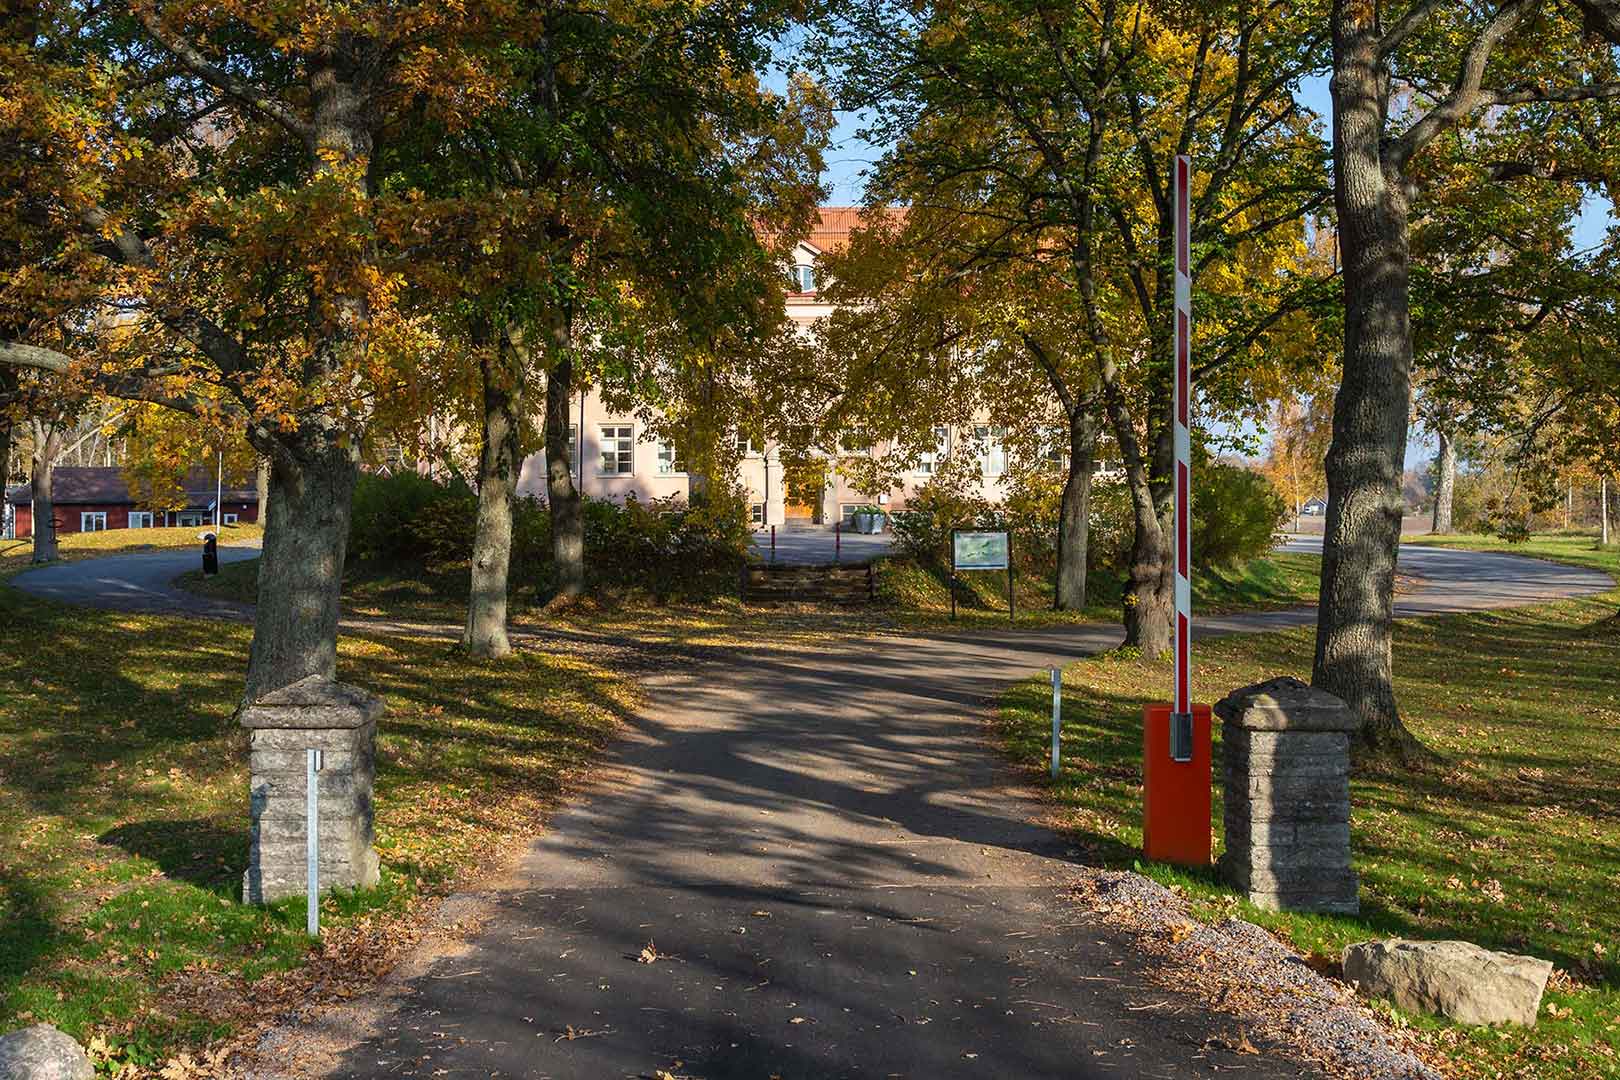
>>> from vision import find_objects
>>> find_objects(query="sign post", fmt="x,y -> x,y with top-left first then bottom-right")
950,529 -> 1013,623
1142,154 -> 1212,867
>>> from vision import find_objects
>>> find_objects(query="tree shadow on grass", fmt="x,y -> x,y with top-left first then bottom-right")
98,819 -> 247,893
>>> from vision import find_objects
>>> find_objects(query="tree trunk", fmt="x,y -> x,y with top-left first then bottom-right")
243,429 -> 358,703
255,455 -> 271,529
463,332 -> 523,657
544,309 -> 584,598
1314,5 -> 1421,754
1054,409 -> 1098,610
29,424 -> 61,563
1431,426 -> 1454,534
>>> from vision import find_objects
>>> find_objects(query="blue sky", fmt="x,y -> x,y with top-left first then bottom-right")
805,71 -> 1614,466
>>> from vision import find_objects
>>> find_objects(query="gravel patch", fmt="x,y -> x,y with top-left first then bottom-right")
1074,869 -> 1443,1080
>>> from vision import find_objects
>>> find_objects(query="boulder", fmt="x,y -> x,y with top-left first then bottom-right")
1342,939 -> 1554,1027
0,1024 -> 94,1080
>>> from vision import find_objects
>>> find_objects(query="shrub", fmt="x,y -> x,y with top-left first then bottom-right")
350,471 -> 473,564
583,490 -> 750,600
1192,462 -> 1286,568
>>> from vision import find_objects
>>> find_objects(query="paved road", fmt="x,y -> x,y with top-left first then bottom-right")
297,546 -> 1604,1079
14,541 -> 1612,1078
9,544 -> 261,620
750,523 -> 895,565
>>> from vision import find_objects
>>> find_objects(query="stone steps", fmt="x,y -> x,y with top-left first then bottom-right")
744,564 -> 876,604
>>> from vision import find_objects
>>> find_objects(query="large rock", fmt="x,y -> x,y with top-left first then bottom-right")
1342,939 -> 1554,1027
0,1024 -> 94,1080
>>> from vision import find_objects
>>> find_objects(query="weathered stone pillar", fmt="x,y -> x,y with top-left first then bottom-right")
1215,676 -> 1358,914
240,676 -> 382,905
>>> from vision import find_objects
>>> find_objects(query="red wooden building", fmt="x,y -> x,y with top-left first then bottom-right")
3,467 -> 258,539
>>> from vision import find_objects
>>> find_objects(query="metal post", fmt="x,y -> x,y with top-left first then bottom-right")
1050,667 -> 1062,777
771,524 -> 776,563
306,748 -> 323,938
1171,153 -> 1194,763
215,449 -> 223,530
835,521 -> 841,563
1007,532 -> 1015,624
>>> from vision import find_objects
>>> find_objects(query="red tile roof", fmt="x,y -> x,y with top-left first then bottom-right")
798,206 -> 906,256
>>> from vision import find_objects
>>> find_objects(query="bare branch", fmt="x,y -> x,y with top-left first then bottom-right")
136,6 -> 312,145
1392,0 -> 1536,170
0,341 -> 74,374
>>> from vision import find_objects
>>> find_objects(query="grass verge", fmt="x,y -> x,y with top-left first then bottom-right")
873,550 -> 1322,626
0,570 -> 632,1071
997,545 -> 1620,1077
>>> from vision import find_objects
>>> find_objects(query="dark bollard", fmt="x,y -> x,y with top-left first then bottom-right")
202,533 -> 219,576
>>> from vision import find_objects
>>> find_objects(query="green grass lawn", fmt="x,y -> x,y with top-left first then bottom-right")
1411,529 -> 1620,576
0,576 -> 632,1071
997,537 -> 1620,1078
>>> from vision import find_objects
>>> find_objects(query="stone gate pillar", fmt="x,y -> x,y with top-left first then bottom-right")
240,676 -> 382,905
1215,676 -> 1359,914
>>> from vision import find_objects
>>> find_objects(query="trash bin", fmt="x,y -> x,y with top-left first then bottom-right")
202,533 -> 219,576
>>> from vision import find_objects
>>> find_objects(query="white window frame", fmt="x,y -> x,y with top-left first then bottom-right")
916,426 -> 950,475
177,510 -> 209,527
736,435 -> 758,457
223,512 -> 239,525
128,511 -> 154,529
974,425 -> 1007,476
790,263 -> 816,293
654,439 -> 686,476
81,511 -> 108,532
750,502 -> 765,526
598,424 -> 634,476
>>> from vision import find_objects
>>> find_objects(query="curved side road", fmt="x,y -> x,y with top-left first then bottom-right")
13,543 -> 1614,1079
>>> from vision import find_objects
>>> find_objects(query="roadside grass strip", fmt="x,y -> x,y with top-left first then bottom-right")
0,579 -> 632,1071
998,542 -> 1620,1079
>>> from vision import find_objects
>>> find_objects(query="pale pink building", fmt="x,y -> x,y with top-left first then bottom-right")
514,208 -> 1116,526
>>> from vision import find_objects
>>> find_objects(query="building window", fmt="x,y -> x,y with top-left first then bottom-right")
790,263 -> 816,293
750,502 -> 765,526
974,425 -> 1007,476
917,426 -> 950,474
177,510 -> 209,527
81,511 -> 108,532
655,440 -> 685,475
128,511 -> 154,529
568,425 -> 578,468
599,425 -> 634,475
223,512 -> 239,525
736,435 -> 758,457
1045,426 -> 1067,468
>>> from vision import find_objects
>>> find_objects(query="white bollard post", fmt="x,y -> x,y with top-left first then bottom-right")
1050,667 -> 1062,777
307,747 -> 323,938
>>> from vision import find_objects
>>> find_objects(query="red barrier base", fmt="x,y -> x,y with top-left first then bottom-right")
1142,703 -> 1213,867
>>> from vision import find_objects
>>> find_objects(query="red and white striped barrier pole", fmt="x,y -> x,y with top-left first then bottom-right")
1171,153 -> 1193,762
1141,155 -> 1210,865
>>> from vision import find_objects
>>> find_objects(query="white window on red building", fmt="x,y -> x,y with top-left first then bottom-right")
128,511 -> 154,529
81,511 -> 108,532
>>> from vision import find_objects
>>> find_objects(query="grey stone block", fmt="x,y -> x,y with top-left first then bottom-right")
1343,940 -> 1553,1026
1226,796 -> 1351,824
1215,676 -> 1357,733
239,675 -> 384,730
241,678 -> 383,905
1225,729 -> 1350,758
0,1025 -> 94,1080
1218,676 -> 1359,914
